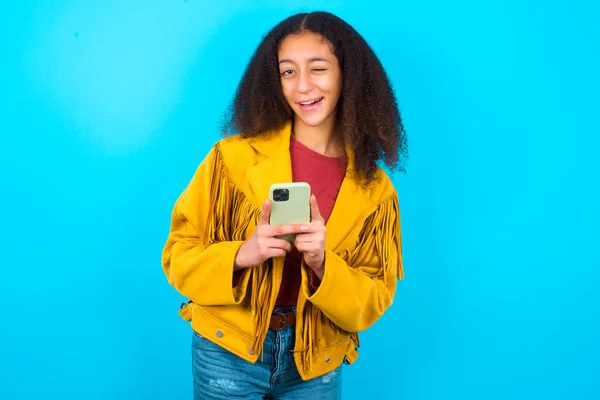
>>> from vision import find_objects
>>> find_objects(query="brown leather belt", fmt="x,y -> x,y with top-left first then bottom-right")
269,310 -> 296,331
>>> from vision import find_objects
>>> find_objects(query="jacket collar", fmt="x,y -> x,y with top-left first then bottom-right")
246,121 -> 376,250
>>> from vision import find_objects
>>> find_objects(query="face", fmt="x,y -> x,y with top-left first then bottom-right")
277,31 -> 342,130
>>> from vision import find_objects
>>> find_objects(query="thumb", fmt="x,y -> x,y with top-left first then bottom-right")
257,199 -> 271,225
310,195 -> 324,223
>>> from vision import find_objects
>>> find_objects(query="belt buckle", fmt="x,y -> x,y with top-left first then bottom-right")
272,311 -> 287,331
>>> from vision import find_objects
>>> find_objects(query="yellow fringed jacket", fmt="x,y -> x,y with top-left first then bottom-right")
161,121 -> 404,381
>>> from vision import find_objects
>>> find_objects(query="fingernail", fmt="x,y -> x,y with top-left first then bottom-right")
300,225 -> 308,231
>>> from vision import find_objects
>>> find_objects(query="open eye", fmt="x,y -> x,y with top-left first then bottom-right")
281,69 -> 294,76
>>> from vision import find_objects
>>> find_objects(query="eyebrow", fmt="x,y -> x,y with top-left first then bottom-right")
278,57 -> 331,65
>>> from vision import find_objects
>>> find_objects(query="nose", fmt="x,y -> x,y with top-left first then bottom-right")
296,70 -> 312,94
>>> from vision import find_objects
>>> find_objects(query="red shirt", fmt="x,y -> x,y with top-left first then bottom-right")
232,136 -> 347,308
275,136 -> 347,307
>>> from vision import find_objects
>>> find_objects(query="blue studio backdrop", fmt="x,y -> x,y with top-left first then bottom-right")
1,1 -> 599,399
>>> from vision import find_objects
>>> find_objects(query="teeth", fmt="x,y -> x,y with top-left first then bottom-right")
301,98 -> 322,105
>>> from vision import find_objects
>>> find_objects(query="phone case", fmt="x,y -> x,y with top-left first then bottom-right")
269,182 -> 311,244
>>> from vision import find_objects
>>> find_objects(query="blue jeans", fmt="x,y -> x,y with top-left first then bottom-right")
191,314 -> 343,399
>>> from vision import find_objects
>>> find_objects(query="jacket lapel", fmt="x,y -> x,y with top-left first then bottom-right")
325,147 -> 376,251
246,122 -> 293,204
326,179 -> 375,251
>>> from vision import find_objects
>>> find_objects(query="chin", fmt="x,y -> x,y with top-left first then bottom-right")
301,118 -> 327,127
294,112 -> 330,128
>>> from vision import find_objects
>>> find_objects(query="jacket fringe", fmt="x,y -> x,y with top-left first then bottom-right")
250,263 -> 272,358
205,143 -> 260,245
296,301 -> 324,372
346,191 -> 403,280
204,143 -> 271,357
298,191 -> 402,371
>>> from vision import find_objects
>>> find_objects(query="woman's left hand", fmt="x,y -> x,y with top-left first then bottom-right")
295,195 -> 326,279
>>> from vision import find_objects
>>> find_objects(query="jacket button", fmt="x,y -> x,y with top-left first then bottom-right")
248,348 -> 255,355
216,330 -> 223,338
325,357 -> 331,364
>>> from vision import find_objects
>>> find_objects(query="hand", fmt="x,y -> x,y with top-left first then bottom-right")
234,199 -> 308,270
295,195 -> 326,278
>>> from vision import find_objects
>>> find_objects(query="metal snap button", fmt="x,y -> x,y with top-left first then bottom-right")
248,348 -> 255,355
325,357 -> 331,364
216,330 -> 223,338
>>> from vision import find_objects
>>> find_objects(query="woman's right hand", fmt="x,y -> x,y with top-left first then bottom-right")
234,200 -> 307,270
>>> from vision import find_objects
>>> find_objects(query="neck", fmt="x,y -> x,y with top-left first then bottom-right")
291,116 -> 344,158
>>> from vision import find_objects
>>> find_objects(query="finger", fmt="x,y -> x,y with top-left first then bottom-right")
295,242 -> 306,253
294,224 -> 326,236
264,238 -> 294,253
294,239 -> 309,252
295,241 -> 320,254
266,224 -> 309,237
270,248 -> 288,258
257,199 -> 271,225
261,248 -> 288,259
294,232 -> 321,243
310,195 -> 324,223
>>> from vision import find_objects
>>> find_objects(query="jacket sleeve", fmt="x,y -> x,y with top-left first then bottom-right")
302,192 -> 404,333
161,143 -> 256,306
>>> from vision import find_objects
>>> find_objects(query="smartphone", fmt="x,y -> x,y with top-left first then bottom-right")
269,182 -> 311,244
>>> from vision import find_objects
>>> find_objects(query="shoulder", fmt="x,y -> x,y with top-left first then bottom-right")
360,167 -> 399,207
212,134 -> 254,157
215,129 -> 282,157
202,133 -> 277,183
205,134 -> 260,165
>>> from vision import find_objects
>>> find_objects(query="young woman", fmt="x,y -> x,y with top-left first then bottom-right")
162,11 -> 407,400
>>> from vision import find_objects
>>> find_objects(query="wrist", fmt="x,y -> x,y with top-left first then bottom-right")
233,243 -> 248,271
233,262 -> 245,272
310,261 -> 325,280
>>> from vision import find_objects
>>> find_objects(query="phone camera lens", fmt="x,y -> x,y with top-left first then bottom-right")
273,188 -> 288,202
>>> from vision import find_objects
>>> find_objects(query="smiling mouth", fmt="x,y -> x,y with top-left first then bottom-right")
299,97 -> 324,106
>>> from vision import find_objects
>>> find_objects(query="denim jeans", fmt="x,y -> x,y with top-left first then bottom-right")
191,311 -> 343,399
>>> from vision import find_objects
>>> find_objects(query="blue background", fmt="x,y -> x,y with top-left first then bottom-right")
1,1 -> 599,399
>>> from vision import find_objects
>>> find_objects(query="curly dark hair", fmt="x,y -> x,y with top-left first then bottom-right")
221,11 -> 408,183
